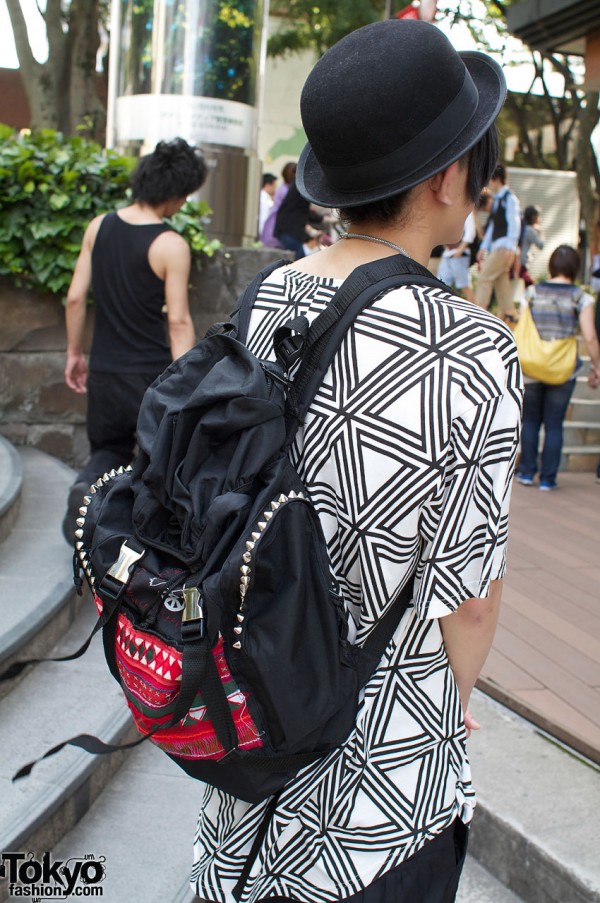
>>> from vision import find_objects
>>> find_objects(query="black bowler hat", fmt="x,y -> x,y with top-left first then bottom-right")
296,19 -> 506,208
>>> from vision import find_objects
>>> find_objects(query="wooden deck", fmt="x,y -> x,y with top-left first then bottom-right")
478,471 -> 600,764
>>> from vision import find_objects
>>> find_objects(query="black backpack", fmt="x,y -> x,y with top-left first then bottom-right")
7,254 -> 448,805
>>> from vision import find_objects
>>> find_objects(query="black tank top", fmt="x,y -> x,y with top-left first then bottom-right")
90,212 -> 173,373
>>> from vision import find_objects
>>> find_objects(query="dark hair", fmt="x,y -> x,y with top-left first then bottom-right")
262,173 -> 276,187
491,163 -> 506,184
548,244 -> 580,282
131,138 -> 207,206
281,162 -> 297,184
524,205 -> 540,225
340,124 -> 499,226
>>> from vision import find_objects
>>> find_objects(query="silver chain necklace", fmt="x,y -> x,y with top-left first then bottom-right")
339,230 -> 412,258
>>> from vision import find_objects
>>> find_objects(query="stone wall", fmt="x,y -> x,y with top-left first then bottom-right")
0,247 -> 288,468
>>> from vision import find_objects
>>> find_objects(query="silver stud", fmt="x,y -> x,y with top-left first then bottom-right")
271,500 -> 280,511
78,504 -> 87,515
233,641 -> 241,650
241,576 -> 250,587
76,517 -> 85,528
298,491 -> 305,499
233,626 -> 242,635
240,586 -> 247,598
75,541 -> 83,550
258,521 -> 267,532
75,528 -> 84,539
264,510 -> 273,521
236,613 -> 244,623
83,496 -> 92,505
90,485 -> 97,494
245,540 -> 255,552
95,479 -> 103,488
102,473 -> 110,482
278,494 -> 287,504
109,469 -> 117,477
117,466 -> 125,474
79,550 -> 86,561
242,551 -> 252,563
241,566 -> 250,576
289,490 -> 297,499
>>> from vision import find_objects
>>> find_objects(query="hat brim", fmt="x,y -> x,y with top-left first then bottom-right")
296,51 -> 506,209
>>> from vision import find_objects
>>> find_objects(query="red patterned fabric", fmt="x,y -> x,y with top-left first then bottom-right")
93,594 -> 263,759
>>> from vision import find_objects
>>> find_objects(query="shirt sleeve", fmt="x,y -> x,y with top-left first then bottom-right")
462,213 -> 477,245
530,227 -> 544,250
414,344 -> 523,619
577,290 -> 595,313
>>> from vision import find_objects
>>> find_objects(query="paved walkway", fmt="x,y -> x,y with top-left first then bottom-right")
479,471 -> 600,765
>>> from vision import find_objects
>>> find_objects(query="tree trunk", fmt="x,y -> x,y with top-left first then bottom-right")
4,0 -> 60,129
68,0 -> 106,140
5,0 -> 105,138
575,91 -> 600,247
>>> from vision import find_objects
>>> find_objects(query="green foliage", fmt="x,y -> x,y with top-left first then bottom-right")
169,202 -> 222,264
268,0 -> 385,58
0,125 -> 219,298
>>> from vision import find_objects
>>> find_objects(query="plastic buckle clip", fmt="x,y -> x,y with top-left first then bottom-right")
100,539 -> 145,602
181,586 -> 206,639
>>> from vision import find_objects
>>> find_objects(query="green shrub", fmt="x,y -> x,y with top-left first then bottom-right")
0,124 -> 220,298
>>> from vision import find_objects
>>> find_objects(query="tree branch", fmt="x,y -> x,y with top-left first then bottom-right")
4,0 -> 36,76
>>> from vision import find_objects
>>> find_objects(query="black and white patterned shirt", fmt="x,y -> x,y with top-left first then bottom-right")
192,267 -> 523,903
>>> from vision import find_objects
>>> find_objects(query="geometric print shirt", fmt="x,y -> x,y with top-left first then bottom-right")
191,266 -> 523,903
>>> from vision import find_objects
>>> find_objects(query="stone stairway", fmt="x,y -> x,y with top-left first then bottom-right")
0,438 -> 134,902
3,438 -> 598,902
561,348 -> 600,472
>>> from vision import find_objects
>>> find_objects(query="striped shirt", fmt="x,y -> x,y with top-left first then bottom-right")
525,282 -> 593,340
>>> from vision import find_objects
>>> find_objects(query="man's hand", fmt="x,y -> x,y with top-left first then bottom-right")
65,352 -> 88,393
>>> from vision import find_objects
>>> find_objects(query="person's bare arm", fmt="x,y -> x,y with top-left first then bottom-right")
150,232 -> 196,359
64,216 -> 103,393
440,578 -> 502,734
579,304 -> 600,387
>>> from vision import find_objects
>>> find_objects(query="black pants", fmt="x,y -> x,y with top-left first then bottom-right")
195,820 -> 468,903
62,370 -> 160,542
77,370 -> 159,487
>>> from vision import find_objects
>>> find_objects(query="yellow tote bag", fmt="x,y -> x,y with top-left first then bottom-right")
513,303 -> 577,385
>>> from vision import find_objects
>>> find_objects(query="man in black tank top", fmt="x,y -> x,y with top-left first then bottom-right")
62,138 -> 207,542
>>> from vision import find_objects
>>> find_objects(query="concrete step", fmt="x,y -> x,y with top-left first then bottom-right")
0,447 -> 82,696
562,422 -> 600,446
567,397 -> 600,425
0,436 -> 23,545
457,856 -> 527,903
0,445 -> 136,903
50,744 -> 200,903
572,376 -> 600,401
561,445 -> 600,473
0,604 -> 135,902
467,690 -> 600,903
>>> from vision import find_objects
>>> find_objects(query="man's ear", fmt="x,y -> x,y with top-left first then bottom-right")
429,161 -> 462,206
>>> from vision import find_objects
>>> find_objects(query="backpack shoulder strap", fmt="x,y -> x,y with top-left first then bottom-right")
291,254 -> 449,423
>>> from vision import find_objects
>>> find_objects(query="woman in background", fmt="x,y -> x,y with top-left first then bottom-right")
516,244 -> 600,490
